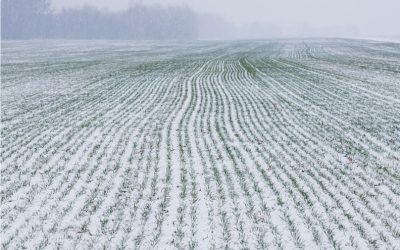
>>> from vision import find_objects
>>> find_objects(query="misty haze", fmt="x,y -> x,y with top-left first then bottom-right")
1,0 -> 400,249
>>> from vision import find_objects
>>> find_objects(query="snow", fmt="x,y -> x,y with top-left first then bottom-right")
1,39 -> 400,249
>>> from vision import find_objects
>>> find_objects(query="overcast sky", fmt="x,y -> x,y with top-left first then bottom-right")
51,0 -> 400,38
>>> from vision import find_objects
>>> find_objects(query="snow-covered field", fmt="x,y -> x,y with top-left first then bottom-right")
1,39 -> 400,249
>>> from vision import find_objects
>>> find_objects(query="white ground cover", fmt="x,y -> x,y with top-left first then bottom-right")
1,39 -> 400,249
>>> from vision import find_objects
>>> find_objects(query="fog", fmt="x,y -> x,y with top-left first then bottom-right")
3,0 -> 400,40
2,0 -> 197,40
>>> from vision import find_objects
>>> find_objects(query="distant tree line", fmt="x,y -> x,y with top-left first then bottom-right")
1,0 -> 198,40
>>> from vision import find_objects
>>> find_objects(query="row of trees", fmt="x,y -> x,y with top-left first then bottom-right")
1,0 -> 198,40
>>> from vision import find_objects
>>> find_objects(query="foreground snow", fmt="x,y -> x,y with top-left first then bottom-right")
1,39 -> 400,249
